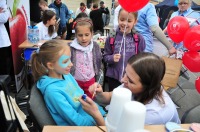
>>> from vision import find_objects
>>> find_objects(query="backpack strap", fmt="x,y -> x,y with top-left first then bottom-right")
109,29 -> 139,54
109,29 -> 117,53
133,33 -> 139,54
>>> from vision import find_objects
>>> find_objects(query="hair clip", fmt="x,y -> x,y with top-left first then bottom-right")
72,21 -> 77,29
36,48 -> 40,54
72,19 -> 93,29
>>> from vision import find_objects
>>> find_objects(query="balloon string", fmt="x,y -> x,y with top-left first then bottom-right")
121,35 -> 126,80
119,13 -> 130,80
119,13 -> 130,54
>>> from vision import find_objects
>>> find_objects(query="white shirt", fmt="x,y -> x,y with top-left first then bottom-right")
75,8 -> 90,17
110,85 -> 180,125
0,0 -> 11,48
113,5 -> 121,31
36,22 -> 57,40
144,90 -> 180,124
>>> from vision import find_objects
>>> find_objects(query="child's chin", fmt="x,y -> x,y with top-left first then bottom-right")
64,71 -> 70,74
120,29 -> 129,34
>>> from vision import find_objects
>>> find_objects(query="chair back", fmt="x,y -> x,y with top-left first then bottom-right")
181,105 -> 200,123
27,84 -> 56,131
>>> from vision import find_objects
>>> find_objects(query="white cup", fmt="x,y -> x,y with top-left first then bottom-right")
116,101 -> 146,132
106,86 -> 132,132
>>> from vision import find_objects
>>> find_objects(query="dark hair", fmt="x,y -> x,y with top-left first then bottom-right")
118,8 -> 138,20
74,17 -> 93,33
76,12 -> 88,19
80,2 -> 85,6
42,10 -> 56,36
100,1 -> 104,4
31,40 -> 69,81
93,3 -> 98,8
127,53 -> 166,104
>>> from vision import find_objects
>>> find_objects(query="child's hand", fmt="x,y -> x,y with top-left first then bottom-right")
168,46 -> 176,55
68,18 -> 73,23
113,54 -> 121,62
89,83 -> 103,97
79,96 -> 100,117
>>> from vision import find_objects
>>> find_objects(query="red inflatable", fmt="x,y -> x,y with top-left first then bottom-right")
182,51 -> 200,72
183,25 -> 200,52
195,77 -> 200,94
118,0 -> 149,12
167,16 -> 189,43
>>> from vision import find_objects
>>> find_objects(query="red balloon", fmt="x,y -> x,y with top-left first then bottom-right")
183,25 -> 200,52
118,0 -> 149,12
195,77 -> 200,94
167,16 -> 190,43
182,51 -> 200,72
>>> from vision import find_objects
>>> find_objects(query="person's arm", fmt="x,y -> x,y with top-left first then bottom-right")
86,8 -> 91,16
0,7 -> 9,23
150,25 -> 176,54
89,83 -> 112,106
103,37 -> 115,64
145,3 -> 176,54
65,5 -> 71,23
79,97 -> 105,126
113,5 -> 121,31
75,8 -> 79,18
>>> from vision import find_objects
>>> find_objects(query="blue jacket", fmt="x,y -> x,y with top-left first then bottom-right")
37,74 -> 106,126
49,2 -> 70,28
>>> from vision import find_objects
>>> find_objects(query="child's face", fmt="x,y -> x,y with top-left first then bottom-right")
47,15 -> 56,26
121,64 -> 143,94
51,48 -> 73,76
118,10 -> 137,34
76,25 -> 93,47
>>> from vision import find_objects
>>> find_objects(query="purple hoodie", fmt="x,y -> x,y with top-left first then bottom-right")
103,29 -> 146,81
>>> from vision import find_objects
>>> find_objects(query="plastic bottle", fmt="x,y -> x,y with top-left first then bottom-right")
28,26 -> 33,43
32,26 -> 39,44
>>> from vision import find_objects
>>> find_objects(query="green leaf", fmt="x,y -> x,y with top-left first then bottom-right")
12,0 -> 20,17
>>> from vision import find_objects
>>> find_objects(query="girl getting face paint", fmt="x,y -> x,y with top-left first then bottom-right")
58,55 -> 71,68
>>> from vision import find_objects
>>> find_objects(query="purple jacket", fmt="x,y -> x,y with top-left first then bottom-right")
103,30 -> 146,81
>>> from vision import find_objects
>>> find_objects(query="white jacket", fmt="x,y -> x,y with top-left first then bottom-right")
0,0 -> 11,48
75,8 -> 90,17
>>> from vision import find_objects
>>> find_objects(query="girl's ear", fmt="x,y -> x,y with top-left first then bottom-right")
134,19 -> 138,26
46,62 -> 54,70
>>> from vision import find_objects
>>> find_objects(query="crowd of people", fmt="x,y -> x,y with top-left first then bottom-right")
1,0 -> 200,128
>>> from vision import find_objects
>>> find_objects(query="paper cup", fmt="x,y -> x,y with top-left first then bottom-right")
116,101 -> 146,132
106,86 -> 132,131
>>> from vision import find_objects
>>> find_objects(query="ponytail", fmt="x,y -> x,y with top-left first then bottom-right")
31,51 -> 48,81
31,40 -> 70,82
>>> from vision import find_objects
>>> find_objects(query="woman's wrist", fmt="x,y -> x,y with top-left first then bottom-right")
93,111 -> 105,126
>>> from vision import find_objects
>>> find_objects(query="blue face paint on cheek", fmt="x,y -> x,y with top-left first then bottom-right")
58,55 -> 71,68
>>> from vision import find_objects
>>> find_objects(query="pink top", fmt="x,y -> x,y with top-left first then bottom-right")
74,50 -> 95,81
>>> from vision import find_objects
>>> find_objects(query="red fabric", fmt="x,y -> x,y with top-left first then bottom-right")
76,77 -> 95,98
80,7 -> 86,12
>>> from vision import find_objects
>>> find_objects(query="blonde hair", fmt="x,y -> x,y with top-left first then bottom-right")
31,40 -> 70,81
